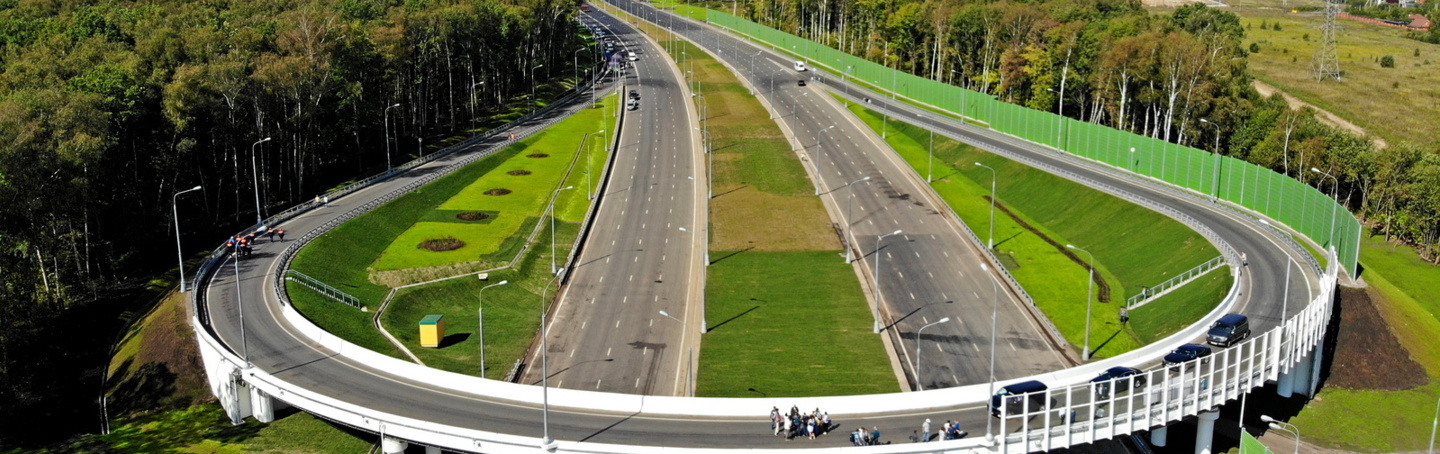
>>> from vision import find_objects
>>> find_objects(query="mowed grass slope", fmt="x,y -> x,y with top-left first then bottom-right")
843,100 -> 1224,358
619,14 -> 892,394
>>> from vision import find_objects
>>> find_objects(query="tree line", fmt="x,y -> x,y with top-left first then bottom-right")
0,0 -> 586,445
733,0 -> 1440,260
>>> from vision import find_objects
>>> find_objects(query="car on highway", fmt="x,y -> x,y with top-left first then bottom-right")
990,380 -> 1048,417
628,51 -> 637,61
625,98 -> 638,111
1207,313 -> 1251,347
629,89 -> 640,100
1090,366 -> 1147,399
1163,344 -> 1212,368
797,79 -> 806,86
793,60 -> 807,71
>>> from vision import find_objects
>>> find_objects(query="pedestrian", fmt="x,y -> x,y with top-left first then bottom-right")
322,195 -> 329,205
782,416 -> 793,440
314,195 -> 321,205
921,419 -> 930,442
909,430 -> 921,443
870,426 -> 880,445
821,412 -> 830,434
1120,307 -> 1130,325
807,418 -> 816,440
227,237 -> 236,248
770,407 -> 781,436
277,228 -> 286,241
266,227 -> 275,241
942,421 -> 951,439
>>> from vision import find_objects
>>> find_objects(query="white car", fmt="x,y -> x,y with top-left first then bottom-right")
793,60 -> 807,72
626,98 -> 639,110
628,52 -> 638,61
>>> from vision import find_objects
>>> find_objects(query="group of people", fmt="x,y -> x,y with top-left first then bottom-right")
913,418 -> 967,442
769,406 -> 831,441
226,226 -> 286,258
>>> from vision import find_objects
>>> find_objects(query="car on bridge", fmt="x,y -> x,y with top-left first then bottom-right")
1207,313 -> 1251,347
990,380 -> 1049,417
1163,344 -> 1213,368
1090,366 -> 1147,399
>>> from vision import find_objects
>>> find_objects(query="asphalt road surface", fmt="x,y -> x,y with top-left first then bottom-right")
516,11 -> 704,397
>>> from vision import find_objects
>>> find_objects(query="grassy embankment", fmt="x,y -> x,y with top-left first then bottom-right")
608,7 -> 899,396
843,101 -> 1228,357
1223,0 -> 1440,147
287,93 -> 615,372
1284,231 -> 1440,451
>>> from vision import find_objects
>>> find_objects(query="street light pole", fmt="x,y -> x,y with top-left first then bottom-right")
1066,244 -> 1096,361
1311,167 -> 1340,249
231,249 -> 249,368
470,82 -> 485,131
658,310 -> 693,396
540,268 -> 566,452
550,186 -> 575,275
872,230 -> 903,333
919,114 -> 934,182
384,103 -> 401,172
478,279 -> 509,377
250,137 -> 272,224
172,185 -> 202,292
1200,118 -> 1222,201
1428,394 -> 1438,454
531,64 -> 545,105
976,162 -> 997,249
1261,415 -> 1301,454
812,125 -> 836,195
573,48 -> 586,87
914,317 -> 951,391
843,177 -> 872,263
983,263 -> 999,443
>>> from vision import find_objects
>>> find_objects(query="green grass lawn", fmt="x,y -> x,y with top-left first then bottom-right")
76,405 -> 375,454
380,221 -> 580,378
843,100 -> 1224,359
1127,269 -> 1233,345
698,250 -> 898,397
374,96 -> 615,270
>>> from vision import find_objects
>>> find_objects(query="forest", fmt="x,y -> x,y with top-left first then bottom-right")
735,0 -> 1440,257
0,0 -> 588,445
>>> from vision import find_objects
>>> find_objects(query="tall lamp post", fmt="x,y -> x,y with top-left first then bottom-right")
812,125 -> 836,195
843,176 -> 872,263
231,246 -> 250,368
1428,394 -> 1438,454
470,82 -> 486,131
1066,244 -> 1096,361
983,263 -> 999,443
384,103 -> 401,172
1311,167 -> 1340,248
976,163 -> 997,249
693,93 -> 712,199
478,279 -> 509,377
657,310 -> 693,396
531,64 -> 546,104
539,268 -> 567,452
914,317 -> 951,391
173,185 -> 203,292
573,48 -> 587,87
677,226 -> 708,333
872,230 -> 903,333
250,137 -> 272,224
918,114 -> 935,182
550,186 -> 575,275
1199,118 -> 1222,200
1260,415 -> 1301,454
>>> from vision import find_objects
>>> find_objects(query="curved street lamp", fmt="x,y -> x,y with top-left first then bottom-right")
173,185 -> 203,292
914,317 -> 951,391
872,230 -> 903,333
478,279 -> 509,376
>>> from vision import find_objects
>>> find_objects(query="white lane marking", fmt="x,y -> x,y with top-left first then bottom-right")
909,292 -> 916,300
1008,342 -> 1017,351
935,344 -> 944,352
582,321 -> 588,329
570,349 -> 576,358
973,344 -> 980,352
599,276 -> 605,283
606,347 -> 612,356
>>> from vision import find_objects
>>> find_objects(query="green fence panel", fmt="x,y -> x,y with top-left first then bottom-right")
1240,430 -> 1273,454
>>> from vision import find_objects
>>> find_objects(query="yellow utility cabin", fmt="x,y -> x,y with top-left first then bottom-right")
419,314 -> 445,348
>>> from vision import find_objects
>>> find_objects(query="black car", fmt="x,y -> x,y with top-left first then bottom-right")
1090,366 -> 1147,399
629,89 -> 640,100
797,79 -> 806,86
1163,343 -> 1213,367
989,380 -> 1048,417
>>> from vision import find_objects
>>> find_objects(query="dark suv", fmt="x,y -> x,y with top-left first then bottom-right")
629,89 -> 639,100
1090,366 -> 1147,399
1207,313 -> 1251,347
989,380 -> 1048,417
1163,344 -> 1213,368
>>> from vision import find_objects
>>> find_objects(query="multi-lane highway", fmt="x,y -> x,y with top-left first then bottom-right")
516,11 -> 704,396
194,2 -> 1328,450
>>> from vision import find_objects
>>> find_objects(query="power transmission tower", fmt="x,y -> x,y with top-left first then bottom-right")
1313,0 -> 1343,81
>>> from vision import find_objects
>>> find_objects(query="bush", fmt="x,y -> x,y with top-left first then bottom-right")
1274,22 -> 1283,31
1250,42 -> 1261,53
1381,55 -> 1396,68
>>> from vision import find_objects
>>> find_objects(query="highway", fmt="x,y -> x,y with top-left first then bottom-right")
618,0 -> 1322,388
516,11 -> 704,397
194,3 -> 1326,450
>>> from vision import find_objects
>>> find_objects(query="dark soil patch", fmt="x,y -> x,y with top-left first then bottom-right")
455,212 -> 490,221
1326,286 -> 1427,390
986,196 -> 1111,303
507,169 -> 532,176
484,188 -> 512,196
419,237 -> 465,252
526,153 -> 549,158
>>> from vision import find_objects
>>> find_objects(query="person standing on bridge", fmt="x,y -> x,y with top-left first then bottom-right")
921,419 -> 931,442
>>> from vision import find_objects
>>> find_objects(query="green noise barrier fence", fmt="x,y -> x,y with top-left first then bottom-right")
708,10 -> 1361,278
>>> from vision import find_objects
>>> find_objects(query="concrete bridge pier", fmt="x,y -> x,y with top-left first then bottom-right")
248,386 -> 275,423
1293,348 -> 1315,397
1151,426 -> 1168,447
1193,411 -> 1220,454
423,445 -> 442,454
381,437 -> 409,454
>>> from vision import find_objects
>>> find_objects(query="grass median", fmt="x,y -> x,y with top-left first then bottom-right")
842,99 -> 1224,358
287,94 -> 615,363
618,9 -> 896,394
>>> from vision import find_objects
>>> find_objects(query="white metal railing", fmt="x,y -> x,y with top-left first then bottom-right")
285,270 -> 363,309
185,3 -> 1339,453
1126,256 -> 1226,309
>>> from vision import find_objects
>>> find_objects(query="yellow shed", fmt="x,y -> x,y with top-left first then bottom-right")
419,314 -> 445,348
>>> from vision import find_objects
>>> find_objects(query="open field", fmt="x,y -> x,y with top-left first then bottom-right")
698,251 -> 899,397
843,100 -> 1224,359
1210,0 -> 1440,147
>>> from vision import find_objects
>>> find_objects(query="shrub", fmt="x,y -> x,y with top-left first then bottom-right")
1250,42 -> 1261,53
1381,55 -> 1396,68
1274,22 -> 1283,31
